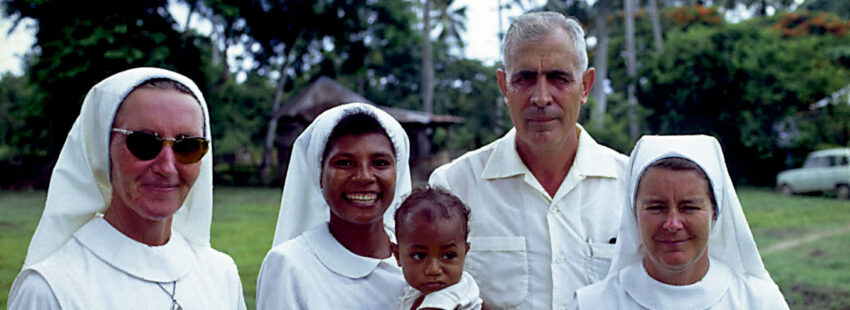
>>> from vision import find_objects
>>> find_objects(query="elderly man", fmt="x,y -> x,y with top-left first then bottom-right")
429,12 -> 628,310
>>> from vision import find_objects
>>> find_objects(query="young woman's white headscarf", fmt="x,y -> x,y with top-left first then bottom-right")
271,103 -> 412,247
22,67 -> 214,268
608,135 -> 771,280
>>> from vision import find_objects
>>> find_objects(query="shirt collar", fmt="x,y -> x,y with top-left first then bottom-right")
74,216 -> 192,283
481,124 -> 621,181
571,124 -> 623,179
481,128 -> 527,180
305,224 -> 394,279
620,258 -> 732,310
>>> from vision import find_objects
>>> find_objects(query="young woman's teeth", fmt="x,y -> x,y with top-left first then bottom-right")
346,193 -> 377,204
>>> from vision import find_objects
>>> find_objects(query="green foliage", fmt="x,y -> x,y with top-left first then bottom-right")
791,100 -> 850,164
3,0 -> 207,187
798,0 -> 850,20
206,73 -> 275,186
580,92 -> 636,154
0,73 -> 44,188
432,58 -> 509,151
639,18 -> 850,184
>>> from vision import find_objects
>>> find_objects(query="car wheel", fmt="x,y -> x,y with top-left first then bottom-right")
837,185 -> 850,200
779,184 -> 793,196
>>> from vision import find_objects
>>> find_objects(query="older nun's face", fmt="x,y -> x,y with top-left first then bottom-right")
109,88 -> 204,221
636,167 -> 714,278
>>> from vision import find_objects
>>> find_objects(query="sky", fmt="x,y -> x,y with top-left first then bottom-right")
0,14 -> 35,76
0,0 -> 544,76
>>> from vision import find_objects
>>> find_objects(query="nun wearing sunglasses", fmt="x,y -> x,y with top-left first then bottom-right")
8,67 -> 246,310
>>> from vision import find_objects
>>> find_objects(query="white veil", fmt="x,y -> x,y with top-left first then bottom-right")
22,67 -> 214,268
608,135 -> 771,280
271,103 -> 412,247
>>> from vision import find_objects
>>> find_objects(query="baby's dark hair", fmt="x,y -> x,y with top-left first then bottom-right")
322,111 -> 394,165
394,186 -> 471,239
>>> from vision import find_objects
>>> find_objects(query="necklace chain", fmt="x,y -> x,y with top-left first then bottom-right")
156,281 -> 183,310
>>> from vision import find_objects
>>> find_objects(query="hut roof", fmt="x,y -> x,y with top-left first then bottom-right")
272,76 -> 373,121
271,76 -> 463,125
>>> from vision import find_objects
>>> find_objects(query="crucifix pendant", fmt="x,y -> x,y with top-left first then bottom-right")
171,301 -> 182,310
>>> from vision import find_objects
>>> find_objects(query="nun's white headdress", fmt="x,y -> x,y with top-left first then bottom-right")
608,135 -> 771,280
272,103 -> 412,247
22,67 -> 214,268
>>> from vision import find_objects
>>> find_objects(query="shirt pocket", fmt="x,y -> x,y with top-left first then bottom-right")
588,242 -> 616,282
465,236 -> 528,309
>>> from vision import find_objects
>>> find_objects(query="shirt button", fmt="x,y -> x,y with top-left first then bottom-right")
551,207 -> 560,213
556,256 -> 566,263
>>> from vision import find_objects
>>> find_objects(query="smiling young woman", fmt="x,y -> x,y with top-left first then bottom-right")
257,103 -> 412,310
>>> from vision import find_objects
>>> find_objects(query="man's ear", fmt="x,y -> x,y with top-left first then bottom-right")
580,67 -> 596,106
390,242 -> 401,266
465,242 -> 471,255
497,68 -> 509,105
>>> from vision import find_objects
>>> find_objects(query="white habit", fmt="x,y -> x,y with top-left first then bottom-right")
429,125 -> 628,310
257,224 -> 406,309
258,103 -> 412,309
8,67 -> 245,309
572,135 -> 788,310
10,217 -> 245,309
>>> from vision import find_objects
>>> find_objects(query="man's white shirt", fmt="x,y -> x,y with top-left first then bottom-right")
429,125 -> 628,310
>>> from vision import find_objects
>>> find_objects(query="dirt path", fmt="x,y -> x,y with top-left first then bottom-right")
760,223 -> 850,255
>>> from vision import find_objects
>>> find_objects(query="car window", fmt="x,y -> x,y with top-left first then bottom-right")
804,156 -> 824,168
826,156 -> 837,167
841,156 -> 849,166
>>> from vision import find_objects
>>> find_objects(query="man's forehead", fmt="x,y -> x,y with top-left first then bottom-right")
504,29 -> 577,74
505,51 -> 576,76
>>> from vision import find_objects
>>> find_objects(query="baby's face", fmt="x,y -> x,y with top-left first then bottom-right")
393,214 -> 469,295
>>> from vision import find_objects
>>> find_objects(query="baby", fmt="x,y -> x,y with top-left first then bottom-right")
392,186 -> 483,310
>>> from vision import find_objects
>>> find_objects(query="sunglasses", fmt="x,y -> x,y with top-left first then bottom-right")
112,128 -> 209,164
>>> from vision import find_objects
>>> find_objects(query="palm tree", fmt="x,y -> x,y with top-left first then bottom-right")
647,0 -> 663,52
420,0 -> 467,157
422,0 -> 467,115
624,0 -> 639,142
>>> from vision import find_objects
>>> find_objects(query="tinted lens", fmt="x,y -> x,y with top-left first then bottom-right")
125,131 -> 163,160
172,138 -> 208,163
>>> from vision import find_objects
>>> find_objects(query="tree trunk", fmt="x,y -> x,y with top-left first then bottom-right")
210,15 -> 231,94
647,0 -> 663,52
179,1 -> 196,72
419,0 -> 434,159
624,0 -> 639,142
422,0 -> 434,114
591,2 -> 610,129
259,52 -> 292,182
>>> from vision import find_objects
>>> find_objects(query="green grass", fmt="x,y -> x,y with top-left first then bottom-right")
1,187 -> 848,309
210,187 -> 280,310
740,188 -> 850,248
0,190 -> 45,308
0,187 -> 281,309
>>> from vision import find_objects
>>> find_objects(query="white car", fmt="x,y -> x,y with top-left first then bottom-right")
776,148 -> 850,199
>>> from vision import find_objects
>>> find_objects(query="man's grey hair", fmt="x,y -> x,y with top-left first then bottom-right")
501,11 -> 588,72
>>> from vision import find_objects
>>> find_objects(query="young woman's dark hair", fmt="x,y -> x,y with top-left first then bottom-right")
322,111 -> 394,165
